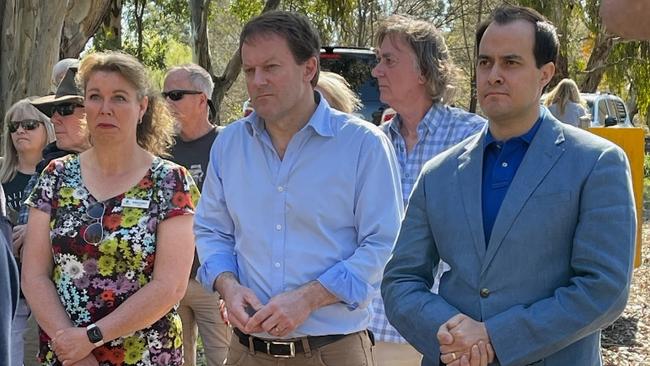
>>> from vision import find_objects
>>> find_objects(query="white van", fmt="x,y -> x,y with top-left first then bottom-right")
580,93 -> 634,127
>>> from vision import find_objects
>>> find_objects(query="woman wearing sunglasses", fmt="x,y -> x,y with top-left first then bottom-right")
0,98 -> 55,366
22,51 -> 197,366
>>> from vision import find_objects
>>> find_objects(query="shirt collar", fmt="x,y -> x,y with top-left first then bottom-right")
484,107 -> 546,148
388,103 -> 441,137
245,91 -> 335,138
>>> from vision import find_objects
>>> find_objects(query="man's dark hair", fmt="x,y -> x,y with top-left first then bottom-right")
476,5 -> 558,68
239,11 -> 321,87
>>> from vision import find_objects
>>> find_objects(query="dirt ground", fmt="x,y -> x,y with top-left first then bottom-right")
601,220 -> 650,365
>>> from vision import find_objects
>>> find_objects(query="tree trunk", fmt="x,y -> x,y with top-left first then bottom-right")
206,0 -> 280,125
580,33 -> 615,93
0,0 -> 68,121
468,0 -> 484,113
106,0 -> 123,48
133,0 -> 145,60
189,0 -> 213,74
59,0 -> 112,58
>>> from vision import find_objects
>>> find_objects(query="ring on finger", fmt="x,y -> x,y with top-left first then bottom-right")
451,352 -> 456,361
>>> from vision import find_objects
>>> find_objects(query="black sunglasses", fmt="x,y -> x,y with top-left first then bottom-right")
162,90 -> 203,101
52,103 -> 82,117
8,119 -> 43,133
83,202 -> 105,246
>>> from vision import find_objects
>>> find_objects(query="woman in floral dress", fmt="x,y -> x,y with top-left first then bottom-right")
22,51 -> 197,366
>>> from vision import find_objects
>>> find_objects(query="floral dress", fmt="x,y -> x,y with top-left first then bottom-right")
26,154 -> 199,366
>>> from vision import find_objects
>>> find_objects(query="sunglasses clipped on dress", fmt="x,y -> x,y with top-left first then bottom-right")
83,202 -> 105,246
8,119 -> 43,133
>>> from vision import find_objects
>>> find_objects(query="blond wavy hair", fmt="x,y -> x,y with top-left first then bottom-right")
544,78 -> 585,116
77,51 -> 174,157
316,71 -> 362,114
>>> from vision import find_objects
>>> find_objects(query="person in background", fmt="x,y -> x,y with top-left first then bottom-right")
600,0 -> 650,40
544,78 -> 588,127
163,63 -> 229,366
22,51 -> 196,366
369,14 -> 486,366
0,99 -> 55,366
195,10 -> 403,365
0,183 -> 20,366
314,71 -> 362,114
50,59 -> 80,93
382,5 -> 635,365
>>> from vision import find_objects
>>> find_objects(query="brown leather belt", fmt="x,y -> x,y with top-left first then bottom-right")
233,328 -> 348,358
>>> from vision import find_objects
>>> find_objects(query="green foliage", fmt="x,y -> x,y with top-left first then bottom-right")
229,0 -> 265,23
645,153 -> 650,179
91,0 -> 191,72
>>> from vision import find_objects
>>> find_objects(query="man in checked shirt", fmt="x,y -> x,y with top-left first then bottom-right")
370,15 -> 486,366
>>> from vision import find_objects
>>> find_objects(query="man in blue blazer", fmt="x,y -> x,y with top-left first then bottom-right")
381,5 -> 636,366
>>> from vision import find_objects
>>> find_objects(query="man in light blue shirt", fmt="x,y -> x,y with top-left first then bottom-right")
369,15 -> 485,366
194,11 -> 403,365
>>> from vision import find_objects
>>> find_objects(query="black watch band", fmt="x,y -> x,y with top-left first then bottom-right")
86,323 -> 104,347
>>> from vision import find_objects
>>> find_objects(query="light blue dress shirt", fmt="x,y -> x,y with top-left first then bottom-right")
195,94 -> 404,338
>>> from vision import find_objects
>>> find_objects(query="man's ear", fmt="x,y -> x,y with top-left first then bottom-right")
540,62 -> 555,88
304,56 -> 318,82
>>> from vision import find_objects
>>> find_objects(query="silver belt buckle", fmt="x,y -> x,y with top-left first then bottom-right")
267,340 -> 296,358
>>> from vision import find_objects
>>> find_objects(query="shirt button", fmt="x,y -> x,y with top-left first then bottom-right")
501,162 -> 508,168
277,186 -> 284,192
405,174 -> 410,178
276,224 -> 282,230
274,262 -> 281,268
480,288 -> 490,298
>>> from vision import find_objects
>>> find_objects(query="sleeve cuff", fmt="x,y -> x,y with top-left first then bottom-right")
196,254 -> 238,293
317,262 -> 375,310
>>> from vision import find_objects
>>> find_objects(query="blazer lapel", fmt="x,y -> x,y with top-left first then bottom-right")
481,118 -> 566,275
458,133 -> 487,258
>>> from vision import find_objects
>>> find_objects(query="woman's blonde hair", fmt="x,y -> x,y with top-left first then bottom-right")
0,98 -> 55,183
77,51 -> 174,157
544,78 -> 585,115
316,71 -> 362,114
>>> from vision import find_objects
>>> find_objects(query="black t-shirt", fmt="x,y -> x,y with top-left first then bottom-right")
168,127 -> 219,278
168,127 -> 219,192
2,172 -> 32,223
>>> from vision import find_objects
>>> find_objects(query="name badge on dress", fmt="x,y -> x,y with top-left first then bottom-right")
121,198 -> 150,209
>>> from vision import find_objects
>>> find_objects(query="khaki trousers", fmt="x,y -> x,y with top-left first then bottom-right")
374,341 -> 422,366
178,279 -> 230,366
224,330 -> 376,366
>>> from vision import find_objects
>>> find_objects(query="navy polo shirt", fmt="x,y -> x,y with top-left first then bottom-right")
482,114 -> 544,246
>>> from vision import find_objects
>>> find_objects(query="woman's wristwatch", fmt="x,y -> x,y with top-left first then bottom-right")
86,323 -> 105,347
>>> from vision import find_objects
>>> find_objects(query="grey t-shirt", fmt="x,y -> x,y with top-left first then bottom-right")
548,102 -> 588,127
169,127 -> 219,192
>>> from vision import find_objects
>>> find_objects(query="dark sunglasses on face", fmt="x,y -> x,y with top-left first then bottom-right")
52,103 -> 82,117
83,202 -> 105,246
162,90 -> 203,101
8,119 -> 43,133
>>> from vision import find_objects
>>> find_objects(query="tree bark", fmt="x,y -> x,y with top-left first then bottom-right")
204,0 -> 280,125
59,0 -> 112,58
189,0 -> 213,74
0,0 -> 68,121
580,33 -> 615,93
